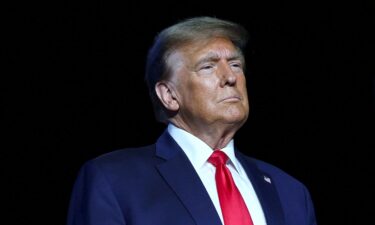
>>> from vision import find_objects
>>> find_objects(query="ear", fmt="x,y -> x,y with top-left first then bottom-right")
155,81 -> 180,111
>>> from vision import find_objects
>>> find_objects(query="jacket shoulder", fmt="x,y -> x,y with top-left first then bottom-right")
79,144 -> 158,176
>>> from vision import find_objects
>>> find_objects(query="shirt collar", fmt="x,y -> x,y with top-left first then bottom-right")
167,123 -> 241,173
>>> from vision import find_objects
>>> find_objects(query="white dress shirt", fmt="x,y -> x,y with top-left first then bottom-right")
168,124 -> 267,225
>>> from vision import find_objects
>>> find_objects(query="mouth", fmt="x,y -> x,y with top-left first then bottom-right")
220,95 -> 242,103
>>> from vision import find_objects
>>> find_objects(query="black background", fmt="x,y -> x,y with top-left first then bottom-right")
3,1 -> 374,225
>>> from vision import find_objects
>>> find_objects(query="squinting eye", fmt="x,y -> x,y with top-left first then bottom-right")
198,64 -> 216,74
201,65 -> 213,70
197,64 -> 215,75
230,63 -> 243,72
230,62 -> 242,68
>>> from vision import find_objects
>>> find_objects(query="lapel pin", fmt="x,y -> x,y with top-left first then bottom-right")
263,175 -> 271,184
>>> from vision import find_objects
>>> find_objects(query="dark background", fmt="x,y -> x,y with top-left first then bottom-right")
3,1 -> 374,225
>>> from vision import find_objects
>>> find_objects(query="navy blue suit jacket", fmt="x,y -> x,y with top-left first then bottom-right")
67,130 -> 317,225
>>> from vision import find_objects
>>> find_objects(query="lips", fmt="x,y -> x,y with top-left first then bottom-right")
220,95 -> 242,102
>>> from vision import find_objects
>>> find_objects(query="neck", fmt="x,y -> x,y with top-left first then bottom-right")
170,120 -> 240,149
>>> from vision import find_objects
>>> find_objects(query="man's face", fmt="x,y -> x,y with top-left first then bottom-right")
167,37 -> 249,130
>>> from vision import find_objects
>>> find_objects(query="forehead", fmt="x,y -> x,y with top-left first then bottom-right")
165,38 -> 244,75
169,38 -> 241,64
184,37 -> 238,58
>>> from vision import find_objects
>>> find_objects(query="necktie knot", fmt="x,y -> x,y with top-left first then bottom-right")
208,150 -> 229,167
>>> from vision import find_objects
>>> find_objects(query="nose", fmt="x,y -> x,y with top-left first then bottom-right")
219,63 -> 237,87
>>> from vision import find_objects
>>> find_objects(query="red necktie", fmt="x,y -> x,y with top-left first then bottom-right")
208,150 -> 254,225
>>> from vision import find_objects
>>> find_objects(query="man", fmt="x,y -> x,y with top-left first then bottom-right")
67,16 -> 317,225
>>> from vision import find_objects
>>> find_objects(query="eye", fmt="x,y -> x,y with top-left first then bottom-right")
230,62 -> 243,72
231,63 -> 241,68
200,64 -> 214,71
198,63 -> 216,75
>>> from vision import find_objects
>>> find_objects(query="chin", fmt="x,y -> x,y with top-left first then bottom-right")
227,108 -> 248,120
223,113 -> 248,125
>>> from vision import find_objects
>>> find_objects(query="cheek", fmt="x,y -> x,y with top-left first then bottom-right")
188,77 -> 218,97
239,77 -> 248,93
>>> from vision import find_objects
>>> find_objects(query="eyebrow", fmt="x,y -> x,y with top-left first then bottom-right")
195,51 -> 243,67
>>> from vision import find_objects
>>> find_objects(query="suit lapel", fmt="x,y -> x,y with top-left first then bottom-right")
236,152 -> 286,225
155,131 -> 222,225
